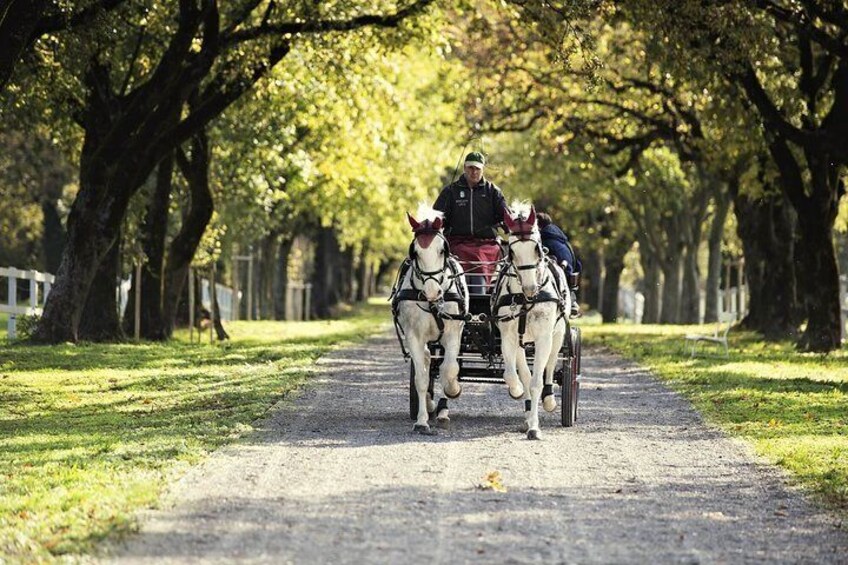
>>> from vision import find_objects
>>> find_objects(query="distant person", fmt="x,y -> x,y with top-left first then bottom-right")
537,211 -> 582,317
434,152 -> 508,292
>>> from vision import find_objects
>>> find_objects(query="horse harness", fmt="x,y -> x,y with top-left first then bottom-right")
492,231 -> 569,350
390,231 -> 469,360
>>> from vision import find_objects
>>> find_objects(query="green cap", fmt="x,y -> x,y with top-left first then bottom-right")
464,152 -> 486,168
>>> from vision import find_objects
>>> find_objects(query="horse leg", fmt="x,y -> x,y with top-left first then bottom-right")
516,345 -> 533,433
543,326 -> 565,413
499,324 -> 525,400
424,347 -> 437,413
408,338 -> 432,434
440,322 -> 463,399
527,334 -> 553,440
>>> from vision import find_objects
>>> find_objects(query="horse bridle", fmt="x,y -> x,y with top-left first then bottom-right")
506,231 -> 548,293
409,231 -> 452,297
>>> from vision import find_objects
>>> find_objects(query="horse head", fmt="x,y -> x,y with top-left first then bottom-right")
503,205 -> 545,298
407,212 -> 448,302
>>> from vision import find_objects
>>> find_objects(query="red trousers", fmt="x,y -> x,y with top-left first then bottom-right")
448,238 -> 503,288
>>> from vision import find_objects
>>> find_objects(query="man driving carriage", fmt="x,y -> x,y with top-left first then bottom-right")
433,152 -> 508,293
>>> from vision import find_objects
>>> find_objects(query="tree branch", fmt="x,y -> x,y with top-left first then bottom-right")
223,0 -> 435,44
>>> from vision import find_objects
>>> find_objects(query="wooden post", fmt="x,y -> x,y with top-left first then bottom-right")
231,245 -> 240,321
6,271 -> 16,339
188,267 -> 195,344
723,260 -> 732,315
29,271 -> 38,310
304,283 -> 312,321
134,262 -> 142,342
247,253 -> 254,321
209,264 -> 215,343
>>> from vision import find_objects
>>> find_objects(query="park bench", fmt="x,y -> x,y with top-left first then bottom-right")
684,312 -> 735,358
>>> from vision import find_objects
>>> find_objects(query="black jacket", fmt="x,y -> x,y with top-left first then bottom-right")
433,174 -> 507,239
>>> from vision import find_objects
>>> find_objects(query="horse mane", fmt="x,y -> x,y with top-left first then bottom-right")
415,203 -> 444,223
507,200 -> 539,234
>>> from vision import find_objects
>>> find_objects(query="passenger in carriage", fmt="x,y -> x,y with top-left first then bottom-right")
433,152 -> 508,293
536,211 -> 582,318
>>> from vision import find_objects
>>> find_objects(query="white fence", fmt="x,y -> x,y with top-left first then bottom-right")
616,285 -> 750,325
1,267 -> 55,339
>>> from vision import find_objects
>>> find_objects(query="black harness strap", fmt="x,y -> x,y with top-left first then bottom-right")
391,255 -> 469,358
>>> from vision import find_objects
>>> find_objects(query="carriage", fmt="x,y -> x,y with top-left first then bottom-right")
407,254 -> 583,428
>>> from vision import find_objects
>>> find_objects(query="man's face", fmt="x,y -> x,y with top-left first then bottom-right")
464,165 -> 483,186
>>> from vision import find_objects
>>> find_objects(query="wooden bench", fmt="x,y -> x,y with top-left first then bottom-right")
684,313 -> 735,358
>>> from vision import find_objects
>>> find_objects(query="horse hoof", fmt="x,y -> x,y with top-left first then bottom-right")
519,421 -> 530,433
413,424 -> 431,434
509,386 -> 524,400
543,396 -> 557,412
436,415 -> 450,428
527,429 -> 541,440
444,384 -> 462,399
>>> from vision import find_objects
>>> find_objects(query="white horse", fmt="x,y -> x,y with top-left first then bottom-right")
392,211 -> 468,434
492,205 -> 569,440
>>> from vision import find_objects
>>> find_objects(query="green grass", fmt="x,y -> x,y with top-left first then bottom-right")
582,323 -> 848,516
0,301 -> 391,562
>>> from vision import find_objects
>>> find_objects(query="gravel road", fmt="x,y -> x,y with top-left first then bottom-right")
105,334 -> 847,564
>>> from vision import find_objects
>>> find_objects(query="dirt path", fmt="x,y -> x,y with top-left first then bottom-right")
105,335 -> 847,564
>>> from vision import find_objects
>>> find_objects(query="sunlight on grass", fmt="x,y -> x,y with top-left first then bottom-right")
583,324 -> 848,515
0,301 -> 391,561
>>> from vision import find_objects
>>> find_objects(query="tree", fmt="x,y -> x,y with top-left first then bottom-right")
622,0 -> 847,350
28,0 -> 437,343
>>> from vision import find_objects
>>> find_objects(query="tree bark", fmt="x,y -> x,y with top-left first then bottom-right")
638,239 -> 661,324
582,248 -> 603,311
659,257 -> 682,324
162,131 -> 214,337
355,248 -> 370,302
275,237 -> 293,320
310,227 -> 343,319
731,181 -> 799,339
601,253 -> 625,323
704,192 -> 730,323
77,237 -> 123,341
123,154 -> 174,340
679,241 -> 701,324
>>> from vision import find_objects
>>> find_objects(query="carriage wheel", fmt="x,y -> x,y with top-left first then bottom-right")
573,326 -> 582,421
409,364 -> 435,421
560,328 -> 580,427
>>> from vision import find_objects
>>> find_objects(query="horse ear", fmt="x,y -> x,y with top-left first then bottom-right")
527,206 -> 537,227
432,217 -> 443,231
407,212 -> 420,231
502,207 -> 515,232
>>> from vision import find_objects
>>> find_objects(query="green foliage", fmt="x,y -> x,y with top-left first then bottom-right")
583,324 -> 848,515
0,301 -> 390,561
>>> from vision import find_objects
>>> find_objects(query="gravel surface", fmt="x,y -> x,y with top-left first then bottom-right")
104,334 -> 848,564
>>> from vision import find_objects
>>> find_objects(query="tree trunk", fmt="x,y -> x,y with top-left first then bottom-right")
123,154 -> 173,340
274,237 -> 293,320
639,241 -> 661,324
310,227 -> 343,319
582,248 -> 603,311
356,250 -> 370,302
731,183 -> 800,339
78,238 -> 123,341
258,234 -> 279,320
704,192 -> 730,323
40,198 -> 66,274
659,259 -> 682,324
601,254 -> 624,323
679,242 -> 701,324
162,131 -> 214,337
795,211 -> 842,350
